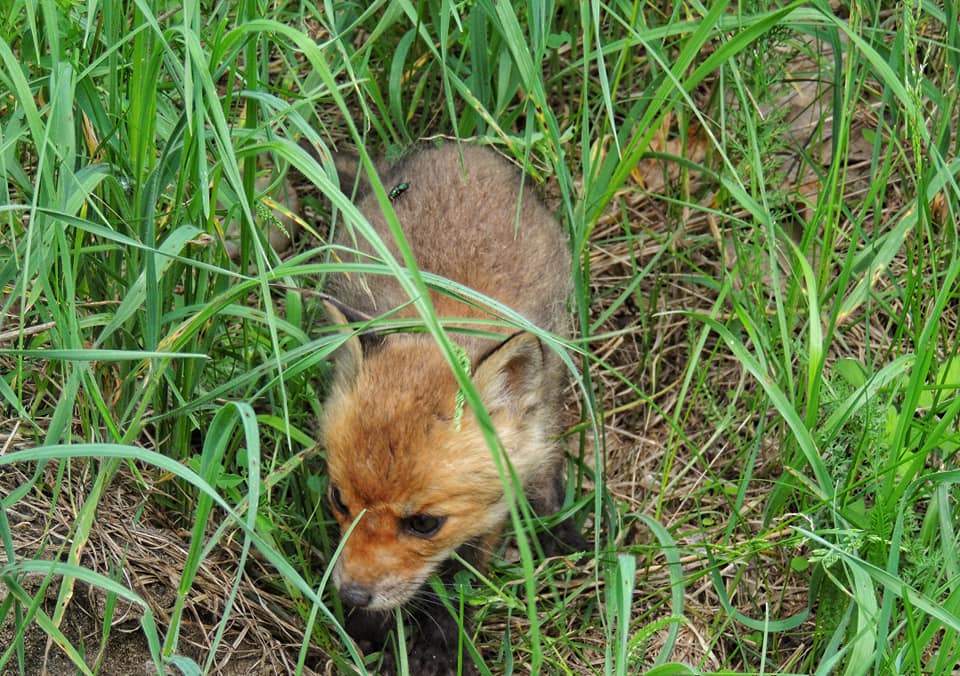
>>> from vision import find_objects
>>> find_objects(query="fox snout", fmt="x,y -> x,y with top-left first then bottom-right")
329,525 -> 438,611
338,581 -> 374,608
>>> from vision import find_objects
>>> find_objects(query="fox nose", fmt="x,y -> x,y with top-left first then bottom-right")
339,582 -> 373,608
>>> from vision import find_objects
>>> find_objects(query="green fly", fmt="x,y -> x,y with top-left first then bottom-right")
388,181 -> 410,201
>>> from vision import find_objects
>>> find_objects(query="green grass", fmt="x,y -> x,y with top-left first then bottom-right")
1,0 -> 959,674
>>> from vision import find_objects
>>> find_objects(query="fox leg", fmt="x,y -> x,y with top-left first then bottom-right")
343,534 -> 493,676
527,456 -> 587,557
344,602 -> 465,676
400,532 -> 498,676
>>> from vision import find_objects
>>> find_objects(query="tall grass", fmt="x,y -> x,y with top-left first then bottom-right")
1,0 -> 959,674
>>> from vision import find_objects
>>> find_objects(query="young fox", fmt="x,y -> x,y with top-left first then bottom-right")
320,144 -> 583,673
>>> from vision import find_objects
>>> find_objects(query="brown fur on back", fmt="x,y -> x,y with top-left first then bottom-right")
328,144 -> 571,342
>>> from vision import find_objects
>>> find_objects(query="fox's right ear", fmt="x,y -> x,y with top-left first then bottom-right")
331,153 -> 364,197
473,332 -> 545,414
323,296 -> 385,382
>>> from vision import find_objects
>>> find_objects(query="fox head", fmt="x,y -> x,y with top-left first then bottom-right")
319,298 -> 553,610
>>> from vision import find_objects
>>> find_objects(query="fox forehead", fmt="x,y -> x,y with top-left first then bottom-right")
341,336 -> 460,418
324,404 -> 504,510
321,340 -> 506,507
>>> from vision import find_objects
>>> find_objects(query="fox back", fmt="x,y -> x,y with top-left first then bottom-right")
321,144 -> 573,614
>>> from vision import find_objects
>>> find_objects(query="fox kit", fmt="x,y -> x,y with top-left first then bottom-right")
320,144 -> 583,674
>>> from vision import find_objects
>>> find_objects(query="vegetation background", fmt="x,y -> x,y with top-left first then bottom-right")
1,0 -> 959,674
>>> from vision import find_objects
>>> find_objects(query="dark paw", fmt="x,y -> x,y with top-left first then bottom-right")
346,608 -> 393,647
364,643 -> 471,676
370,649 -> 396,675
407,642 -> 473,676
539,516 -> 588,558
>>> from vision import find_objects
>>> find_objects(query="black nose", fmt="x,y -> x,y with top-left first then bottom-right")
339,582 -> 373,608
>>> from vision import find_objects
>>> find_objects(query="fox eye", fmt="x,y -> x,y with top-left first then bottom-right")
403,514 -> 446,538
329,484 -> 349,516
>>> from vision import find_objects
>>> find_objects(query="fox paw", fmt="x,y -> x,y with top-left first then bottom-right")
539,516 -> 588,558
406,644 -> 474,676
368,644 -> 473,676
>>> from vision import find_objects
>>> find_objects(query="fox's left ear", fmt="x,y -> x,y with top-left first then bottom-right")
473,332 -> 545,413
323,295 -> 385,383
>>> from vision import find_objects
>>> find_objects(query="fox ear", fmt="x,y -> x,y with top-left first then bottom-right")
323,296 -> 385,382
473,332 -> 545,413
297,140 -> 367,199
331,152 -> 366,198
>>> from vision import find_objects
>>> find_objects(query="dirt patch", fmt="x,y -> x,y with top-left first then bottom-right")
0,457 -> 326,675
0,575 -> 159,676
